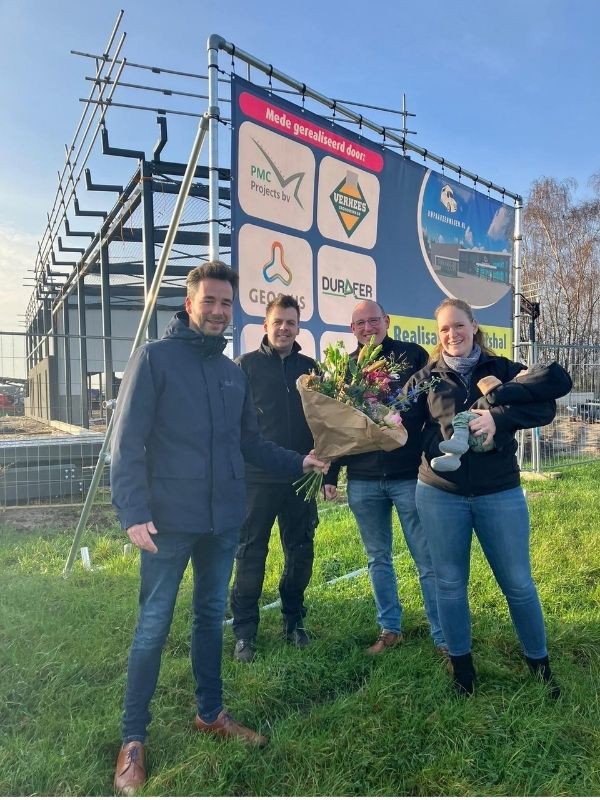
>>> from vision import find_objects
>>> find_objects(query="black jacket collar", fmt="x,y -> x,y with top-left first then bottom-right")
259,334 -> 302,359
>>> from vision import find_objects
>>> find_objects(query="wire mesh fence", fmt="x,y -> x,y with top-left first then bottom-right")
2,332 -> 598,507
0,331 -> 134,507
519,343 -> 600,470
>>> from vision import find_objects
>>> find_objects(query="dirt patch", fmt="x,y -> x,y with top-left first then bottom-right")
0,416 -> 60,439
541,417 -> 600,459
0,504 -> 117,533
0,415 -> 107,440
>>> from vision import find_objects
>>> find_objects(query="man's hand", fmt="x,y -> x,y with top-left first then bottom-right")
468,408 -> 496,447
127,521 -> 159,553
323,484 -> 337,501
302,450 -> 330,474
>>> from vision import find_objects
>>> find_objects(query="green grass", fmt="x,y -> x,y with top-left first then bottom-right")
1,464 -> 599,796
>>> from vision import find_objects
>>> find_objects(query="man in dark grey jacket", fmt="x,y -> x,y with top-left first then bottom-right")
230,295 -> 317,663
111,262 -> 327,796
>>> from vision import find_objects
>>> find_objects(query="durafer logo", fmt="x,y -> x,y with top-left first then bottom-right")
321,276 -> 373,300
250,139 -> 306,208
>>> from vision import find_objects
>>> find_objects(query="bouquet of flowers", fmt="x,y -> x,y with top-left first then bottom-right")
294,337 -> 439,500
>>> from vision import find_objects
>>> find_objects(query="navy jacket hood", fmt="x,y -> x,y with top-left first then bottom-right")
163,309 -> 228,356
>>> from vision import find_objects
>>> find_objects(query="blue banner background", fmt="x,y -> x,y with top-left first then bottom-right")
230,76 -> 514,357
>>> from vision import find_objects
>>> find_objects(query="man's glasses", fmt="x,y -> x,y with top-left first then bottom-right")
352,317 -> 384,329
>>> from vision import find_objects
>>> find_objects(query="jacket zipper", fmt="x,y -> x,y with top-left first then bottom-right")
281,356 -> 292,448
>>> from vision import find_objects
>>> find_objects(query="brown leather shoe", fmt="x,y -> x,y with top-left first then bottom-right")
114,741 -> 146,796
366,630 -> 403,655
194,710 -> 267,748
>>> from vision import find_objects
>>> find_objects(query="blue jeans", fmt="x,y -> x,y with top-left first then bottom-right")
415,482 -> 548,659
347,478 -> 444,646
122,528 -> 239,743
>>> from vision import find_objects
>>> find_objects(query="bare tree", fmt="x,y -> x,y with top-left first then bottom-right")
523,176 -> 600,358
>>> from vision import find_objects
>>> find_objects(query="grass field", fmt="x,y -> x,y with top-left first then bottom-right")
1,464 -> 599,796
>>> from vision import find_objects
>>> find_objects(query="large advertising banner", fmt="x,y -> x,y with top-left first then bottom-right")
231,76 -> 515,359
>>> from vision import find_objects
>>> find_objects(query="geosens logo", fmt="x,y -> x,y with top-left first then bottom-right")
330,171 -> 369,237
250,139 -> 306,208
262,241 -> 292,286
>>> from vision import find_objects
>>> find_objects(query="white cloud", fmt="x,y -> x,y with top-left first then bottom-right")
0,225 -> 36,330
487,206 -> 513,241
452,184 -> 474,204
464,226 -> 474,247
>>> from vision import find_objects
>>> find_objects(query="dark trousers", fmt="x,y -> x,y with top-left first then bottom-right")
122,528 -> 239,743
230,481 -> 318,639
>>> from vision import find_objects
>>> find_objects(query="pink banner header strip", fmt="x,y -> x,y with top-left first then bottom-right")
239,91 -> 384,174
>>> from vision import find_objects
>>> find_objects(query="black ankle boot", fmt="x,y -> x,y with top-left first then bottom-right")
283,618 -> 310,647
449,653 -> 476,696
525,655 -> 561,699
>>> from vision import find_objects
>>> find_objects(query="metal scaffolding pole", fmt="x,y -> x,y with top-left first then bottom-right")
77,271 -> 89,427
63,112 -> 211,577
62,299 -> 73,423
512,199 -> 523,362
100,242 -> 114,422
207,35 -> 222,260
141,160 -> 159,340
42,299 -> 52,359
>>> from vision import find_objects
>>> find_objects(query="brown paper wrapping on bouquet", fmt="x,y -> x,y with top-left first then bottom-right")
296,374 -> 407,461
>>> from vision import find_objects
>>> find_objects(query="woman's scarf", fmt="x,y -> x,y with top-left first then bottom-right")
442,343 -> 482,387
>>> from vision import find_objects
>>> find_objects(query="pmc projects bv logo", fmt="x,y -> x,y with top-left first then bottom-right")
251,139 -> 306,208
237,120 -> 315,232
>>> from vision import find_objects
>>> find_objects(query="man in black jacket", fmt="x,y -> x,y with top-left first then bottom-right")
324,300 -> 446,655
230,295 -> 318,662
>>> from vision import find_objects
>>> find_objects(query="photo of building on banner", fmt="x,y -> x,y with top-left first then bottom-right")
230,75 -> 515,359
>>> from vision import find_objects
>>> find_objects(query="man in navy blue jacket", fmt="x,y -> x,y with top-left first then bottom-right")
111,262 -> 327,795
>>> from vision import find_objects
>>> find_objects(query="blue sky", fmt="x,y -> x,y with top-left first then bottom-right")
1,0 -> 599,328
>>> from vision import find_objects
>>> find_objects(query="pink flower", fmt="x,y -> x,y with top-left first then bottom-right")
383,411 -> 403,428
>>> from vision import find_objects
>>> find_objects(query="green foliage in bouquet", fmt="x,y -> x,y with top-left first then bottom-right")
295,337 -> 439,500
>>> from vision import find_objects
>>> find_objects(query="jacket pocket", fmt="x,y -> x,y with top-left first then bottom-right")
148,475 -> 209,530
305,501 -> 319,539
